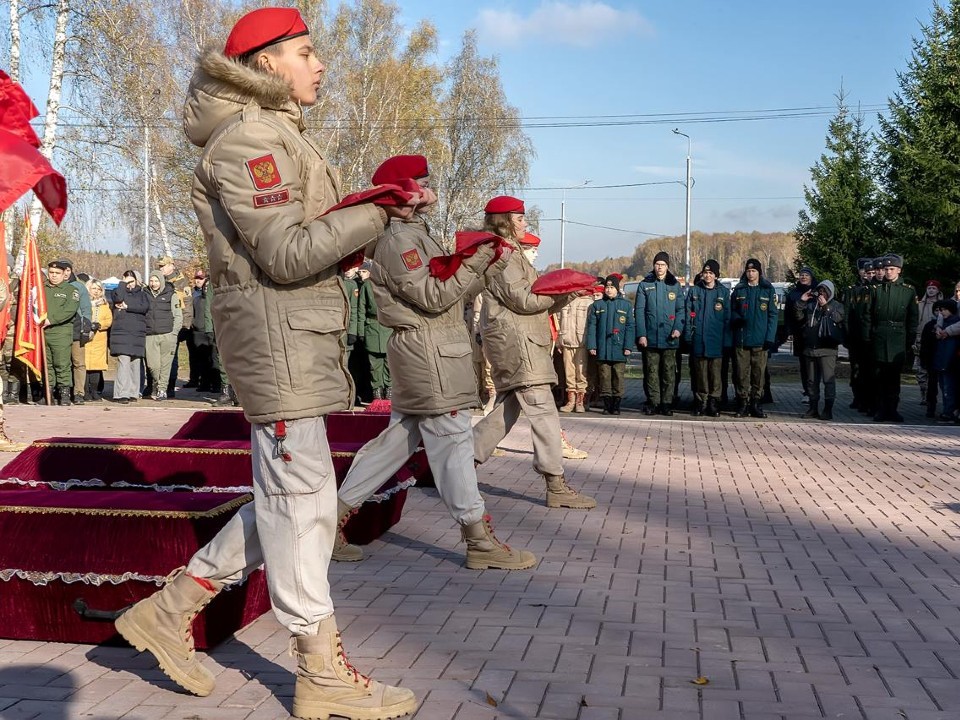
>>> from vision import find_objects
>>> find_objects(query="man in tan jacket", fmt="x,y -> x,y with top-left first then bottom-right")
114,9 -> 417,720
332,155 -> 535,571
472,196 -> 596,510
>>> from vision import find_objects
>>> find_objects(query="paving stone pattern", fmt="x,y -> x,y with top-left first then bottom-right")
1,371 -> 959,719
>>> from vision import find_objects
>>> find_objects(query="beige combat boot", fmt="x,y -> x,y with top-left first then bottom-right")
560,430 -> 588,460
332,499 -> 364,562
461,515 -> 537,570
291,616 -> 418,720
115,569 -> 223,696
559,390 -> 576,413
574,391 -> 586,413
544,474 -> 597,509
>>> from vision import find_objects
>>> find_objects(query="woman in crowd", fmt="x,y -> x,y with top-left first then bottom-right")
109,270 -> 150,404
83,280 -> 113,402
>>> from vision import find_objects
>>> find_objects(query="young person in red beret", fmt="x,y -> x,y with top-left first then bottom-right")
331,156 -> 536,571
114,8 -> 418,719
472,196 -> 597,509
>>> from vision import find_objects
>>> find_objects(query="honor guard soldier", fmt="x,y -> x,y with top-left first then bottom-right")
863,253 -> 919,422
43,260 -> 80,406
113,8 -> 417,719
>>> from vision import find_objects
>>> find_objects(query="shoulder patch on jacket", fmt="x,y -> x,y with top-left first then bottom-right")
401,248 -> 423,271
245,154 -> 282,190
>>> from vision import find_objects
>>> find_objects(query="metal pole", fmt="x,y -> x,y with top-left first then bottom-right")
673,129 -> 692,284
684,150 -> 692,285
559,190 -> 566,269
143,123 -> 150,283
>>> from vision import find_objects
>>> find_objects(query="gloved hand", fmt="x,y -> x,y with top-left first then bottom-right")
347,334 -> 358,346
90,322 -> 101,332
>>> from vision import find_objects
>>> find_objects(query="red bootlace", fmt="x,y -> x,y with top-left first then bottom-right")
336,634 -> 371,688
483,514 -> 511,550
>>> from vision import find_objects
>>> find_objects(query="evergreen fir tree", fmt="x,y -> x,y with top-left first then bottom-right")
876,1 -> 960,287
795,89 -> 879,290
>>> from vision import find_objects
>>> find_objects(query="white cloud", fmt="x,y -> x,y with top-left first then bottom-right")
476,2 -> 653,48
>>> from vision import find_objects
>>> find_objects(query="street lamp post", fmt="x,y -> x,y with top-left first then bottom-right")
672,129 -> 692,284
559,179 -> 591,268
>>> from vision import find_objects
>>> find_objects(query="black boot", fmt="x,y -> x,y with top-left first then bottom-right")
214,385 -> 235,407
642,401 -> 656,416
803,402 -> 820,419
601,396 -> 611,415
612,397 -> 622,415
59,387 -> 72,407
691,401 -> 704,417
734,399 -> 748,418
749,400 -> 766,419
3,378 -> 19,405
820,400 -> 834,421
705,398 -> 720,417
659,403 -> 673,416
372,387 -> 383,401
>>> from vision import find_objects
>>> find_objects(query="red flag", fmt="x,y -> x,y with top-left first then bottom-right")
0,70 -> 41,147
13,218 -> 48,380
0,128 -> 67,224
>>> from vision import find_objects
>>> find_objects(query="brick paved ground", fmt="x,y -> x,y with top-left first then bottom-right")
1,363 -> 959,719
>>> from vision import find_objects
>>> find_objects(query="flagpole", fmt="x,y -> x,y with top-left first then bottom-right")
40,324 -> 51,407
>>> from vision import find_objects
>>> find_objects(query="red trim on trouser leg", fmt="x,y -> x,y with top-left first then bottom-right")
189,575 -> 217,592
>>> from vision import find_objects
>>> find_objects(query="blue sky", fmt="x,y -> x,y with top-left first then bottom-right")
392,0 -> 933,267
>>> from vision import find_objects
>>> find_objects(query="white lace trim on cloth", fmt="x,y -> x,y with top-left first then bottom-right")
0,568 -> 257,588
0,477 -> 253,493
0,476 -> 416,501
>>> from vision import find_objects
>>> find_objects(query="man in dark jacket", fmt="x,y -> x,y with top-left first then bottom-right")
863,254 -> 919,422
634,251 -> 684,415
785,266 -> 816,399
795,280 -> 845,420
730,258 -> 778,418
358,260 -> 392,399
843,258 -> 873,411
585,274 -> 635,415
683,259 -> 730,416
109,271 -> 151,404
43,261 -> 80,406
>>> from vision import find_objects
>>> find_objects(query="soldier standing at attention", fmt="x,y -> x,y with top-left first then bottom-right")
729,258 -> 778,419
864,254 -> 919,422
113,8 -> 417,719
43,261 -> 80,406
342,265 -> 361,361
634,251 -> 685,415
358,259 -> 392,400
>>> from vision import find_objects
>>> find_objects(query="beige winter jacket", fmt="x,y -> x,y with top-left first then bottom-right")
370,217 -> 506,414
183,50 -> 384,423
480,239 -> 571,392
557,294 -> 593,349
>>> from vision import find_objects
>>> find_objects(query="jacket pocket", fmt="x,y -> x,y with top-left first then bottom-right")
435,341 -> 476,398
284,306 -> 345,391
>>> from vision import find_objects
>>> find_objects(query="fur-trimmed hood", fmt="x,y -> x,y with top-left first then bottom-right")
642,270 -> 679,286
183,48 -> 299,148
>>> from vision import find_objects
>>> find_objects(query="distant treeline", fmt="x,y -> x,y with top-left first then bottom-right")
544,231 -> 796,282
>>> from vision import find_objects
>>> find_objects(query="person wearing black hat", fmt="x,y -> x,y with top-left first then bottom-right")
42,261 -> 80,406
634,251 -> 685,415
683,260 -> 730,416
785,266 -> 816,399
729,258 -> 778,418
843,257 -> 874,411
585,274 -> 636,414
863,253 -> 918,422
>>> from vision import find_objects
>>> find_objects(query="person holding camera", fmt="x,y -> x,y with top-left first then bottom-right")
795,280 -> 845,420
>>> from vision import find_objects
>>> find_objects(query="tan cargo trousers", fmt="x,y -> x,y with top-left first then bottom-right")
473,385 -> 564,476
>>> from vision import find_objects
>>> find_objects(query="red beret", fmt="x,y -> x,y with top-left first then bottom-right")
224,8 -> 309,59
484,195 -> 524,214
521,232 -> 541,247
372,155 -> 429,185
531,269 -> 597,296
927,279 -> 941,289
